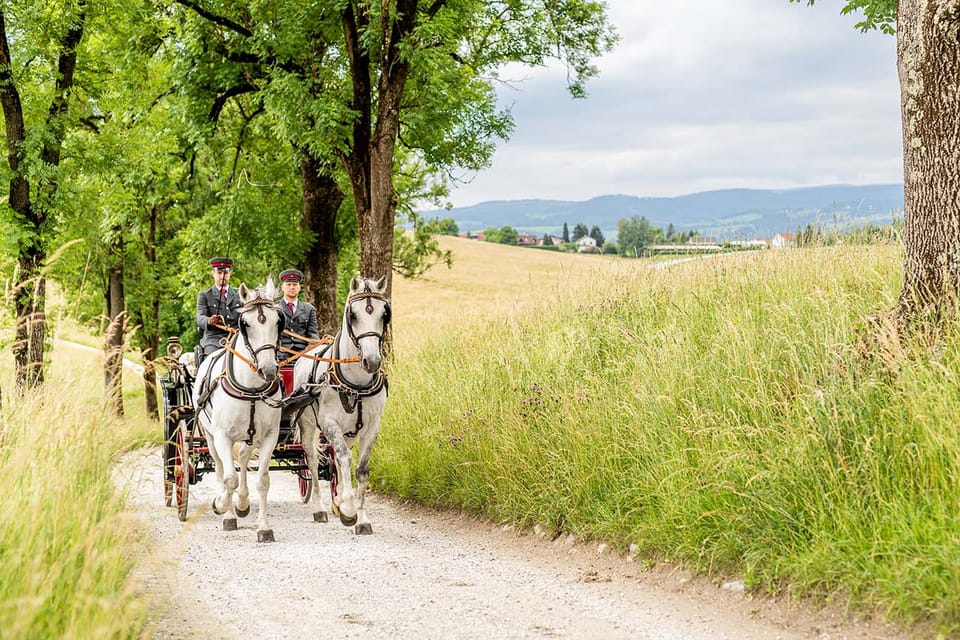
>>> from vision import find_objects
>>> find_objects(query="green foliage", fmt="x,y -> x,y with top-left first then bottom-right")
497,225 -> 519,246
617,215 -> 662,257
481,226 -> 501,243
394,213 -> 453,279
589,224 -> 604,247
423,217 -> 460,236
377,244 -> 960,633
572,223 -> 589,240
790,0 -> 898,35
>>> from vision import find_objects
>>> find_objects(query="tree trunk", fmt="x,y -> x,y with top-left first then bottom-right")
347,0 -> 417,301
104,229 -> 125,416
0,6 -> 84,390
141,203 -> 163,419
300,153 -> 343,336
896,0 -> 960,322
1,11 -> 43,389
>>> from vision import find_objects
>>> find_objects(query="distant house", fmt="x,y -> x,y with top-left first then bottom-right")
517,233 -> 539,246
688,236 -> 718,246
576,236 -> 598,252
771,232 -> 796,249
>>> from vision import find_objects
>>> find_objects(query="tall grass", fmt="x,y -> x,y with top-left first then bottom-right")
380,242 -> 960,633
0,342 -> 154,639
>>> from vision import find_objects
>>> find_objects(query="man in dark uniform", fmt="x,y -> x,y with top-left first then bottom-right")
277,268 -> 320,354
196,257 -> 241,366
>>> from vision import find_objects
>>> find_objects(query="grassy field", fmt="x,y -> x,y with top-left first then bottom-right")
3,236 -> 958,636
382,237 -> 959,635
0,331 -> 156,639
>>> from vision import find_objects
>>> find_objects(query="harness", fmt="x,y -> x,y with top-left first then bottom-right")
196,292 -> 284,445
302,289 -> 390,438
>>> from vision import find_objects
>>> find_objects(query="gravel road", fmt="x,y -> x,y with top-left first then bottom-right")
119,448 -> 907,640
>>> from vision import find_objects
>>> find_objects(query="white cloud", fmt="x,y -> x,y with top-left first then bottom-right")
439,0 -> 902,208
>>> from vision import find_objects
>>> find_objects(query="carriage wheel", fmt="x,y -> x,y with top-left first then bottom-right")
174,422 -> 190,521
298,454 -> 312,503
163,416 -> 177,507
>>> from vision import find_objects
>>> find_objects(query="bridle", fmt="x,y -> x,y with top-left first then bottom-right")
344,290 -> 391,350
304,288 -> 390,396
224,292 -> 281,382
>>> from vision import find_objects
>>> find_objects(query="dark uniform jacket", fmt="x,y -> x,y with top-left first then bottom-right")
196,286 -> 241,361
277,299 -> 319,353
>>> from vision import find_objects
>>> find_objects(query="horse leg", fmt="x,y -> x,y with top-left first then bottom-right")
300,410 -> 328,523
212,432 -> 239,530
352,425 -> 381,535
235,443 -> 252,518
323,418 -> 357,527
255,428 -> 280,543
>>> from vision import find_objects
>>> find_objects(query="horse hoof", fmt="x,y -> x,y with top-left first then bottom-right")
257,529 -> 275,543
211,499 -> 226,516
355,523 -> 373,535
339,513 -> 357,527
223,518 -> 238,531
313,511 -> 328,523
236,505 -> 250,518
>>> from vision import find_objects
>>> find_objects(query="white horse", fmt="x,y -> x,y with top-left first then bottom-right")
293,275 -> 390,535
192,278 -> 284,542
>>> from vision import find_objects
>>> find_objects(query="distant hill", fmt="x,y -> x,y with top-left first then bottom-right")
427,184 -> 904,240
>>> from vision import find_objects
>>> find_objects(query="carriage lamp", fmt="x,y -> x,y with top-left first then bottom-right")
166,337 -> 183,359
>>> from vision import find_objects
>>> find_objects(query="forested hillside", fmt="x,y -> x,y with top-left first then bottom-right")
433,183 -> 904,239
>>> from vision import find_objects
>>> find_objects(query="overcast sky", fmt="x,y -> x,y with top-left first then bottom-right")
437,0 -> 902,209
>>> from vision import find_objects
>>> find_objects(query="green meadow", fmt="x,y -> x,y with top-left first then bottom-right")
3,236 -> 959,636
383,237 -> 957,634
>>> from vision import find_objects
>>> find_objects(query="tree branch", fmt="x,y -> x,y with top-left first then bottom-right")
173,0 -> 253,37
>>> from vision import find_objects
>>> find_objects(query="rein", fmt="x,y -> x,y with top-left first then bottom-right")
276,333 -> 361,368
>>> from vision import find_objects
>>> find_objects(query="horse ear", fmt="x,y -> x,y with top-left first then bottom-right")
375,275 -> 386,291
265,276 -> 276,297
350,275 -> 361,293
239,283 -> 249,299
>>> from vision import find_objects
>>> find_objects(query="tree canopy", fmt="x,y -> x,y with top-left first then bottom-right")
0,0 -> 617,398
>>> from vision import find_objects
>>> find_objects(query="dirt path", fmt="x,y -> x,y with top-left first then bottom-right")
119,448 -> 907,640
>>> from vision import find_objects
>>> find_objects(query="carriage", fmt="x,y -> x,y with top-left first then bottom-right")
156,275 -> 389,539
156,336 -> 338,523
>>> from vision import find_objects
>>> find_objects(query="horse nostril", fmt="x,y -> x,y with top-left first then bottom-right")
363,356 -> 380,373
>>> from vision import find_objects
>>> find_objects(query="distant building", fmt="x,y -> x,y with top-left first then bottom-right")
647,244 -> 722,254
688,236 -> 718,245
728,240 -> 768,249
517,233 -> 539,246
771,232 -> 796,249
576,236 -> 598,252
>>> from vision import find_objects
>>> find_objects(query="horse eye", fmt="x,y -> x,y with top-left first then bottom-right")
348,310 -> 356,322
